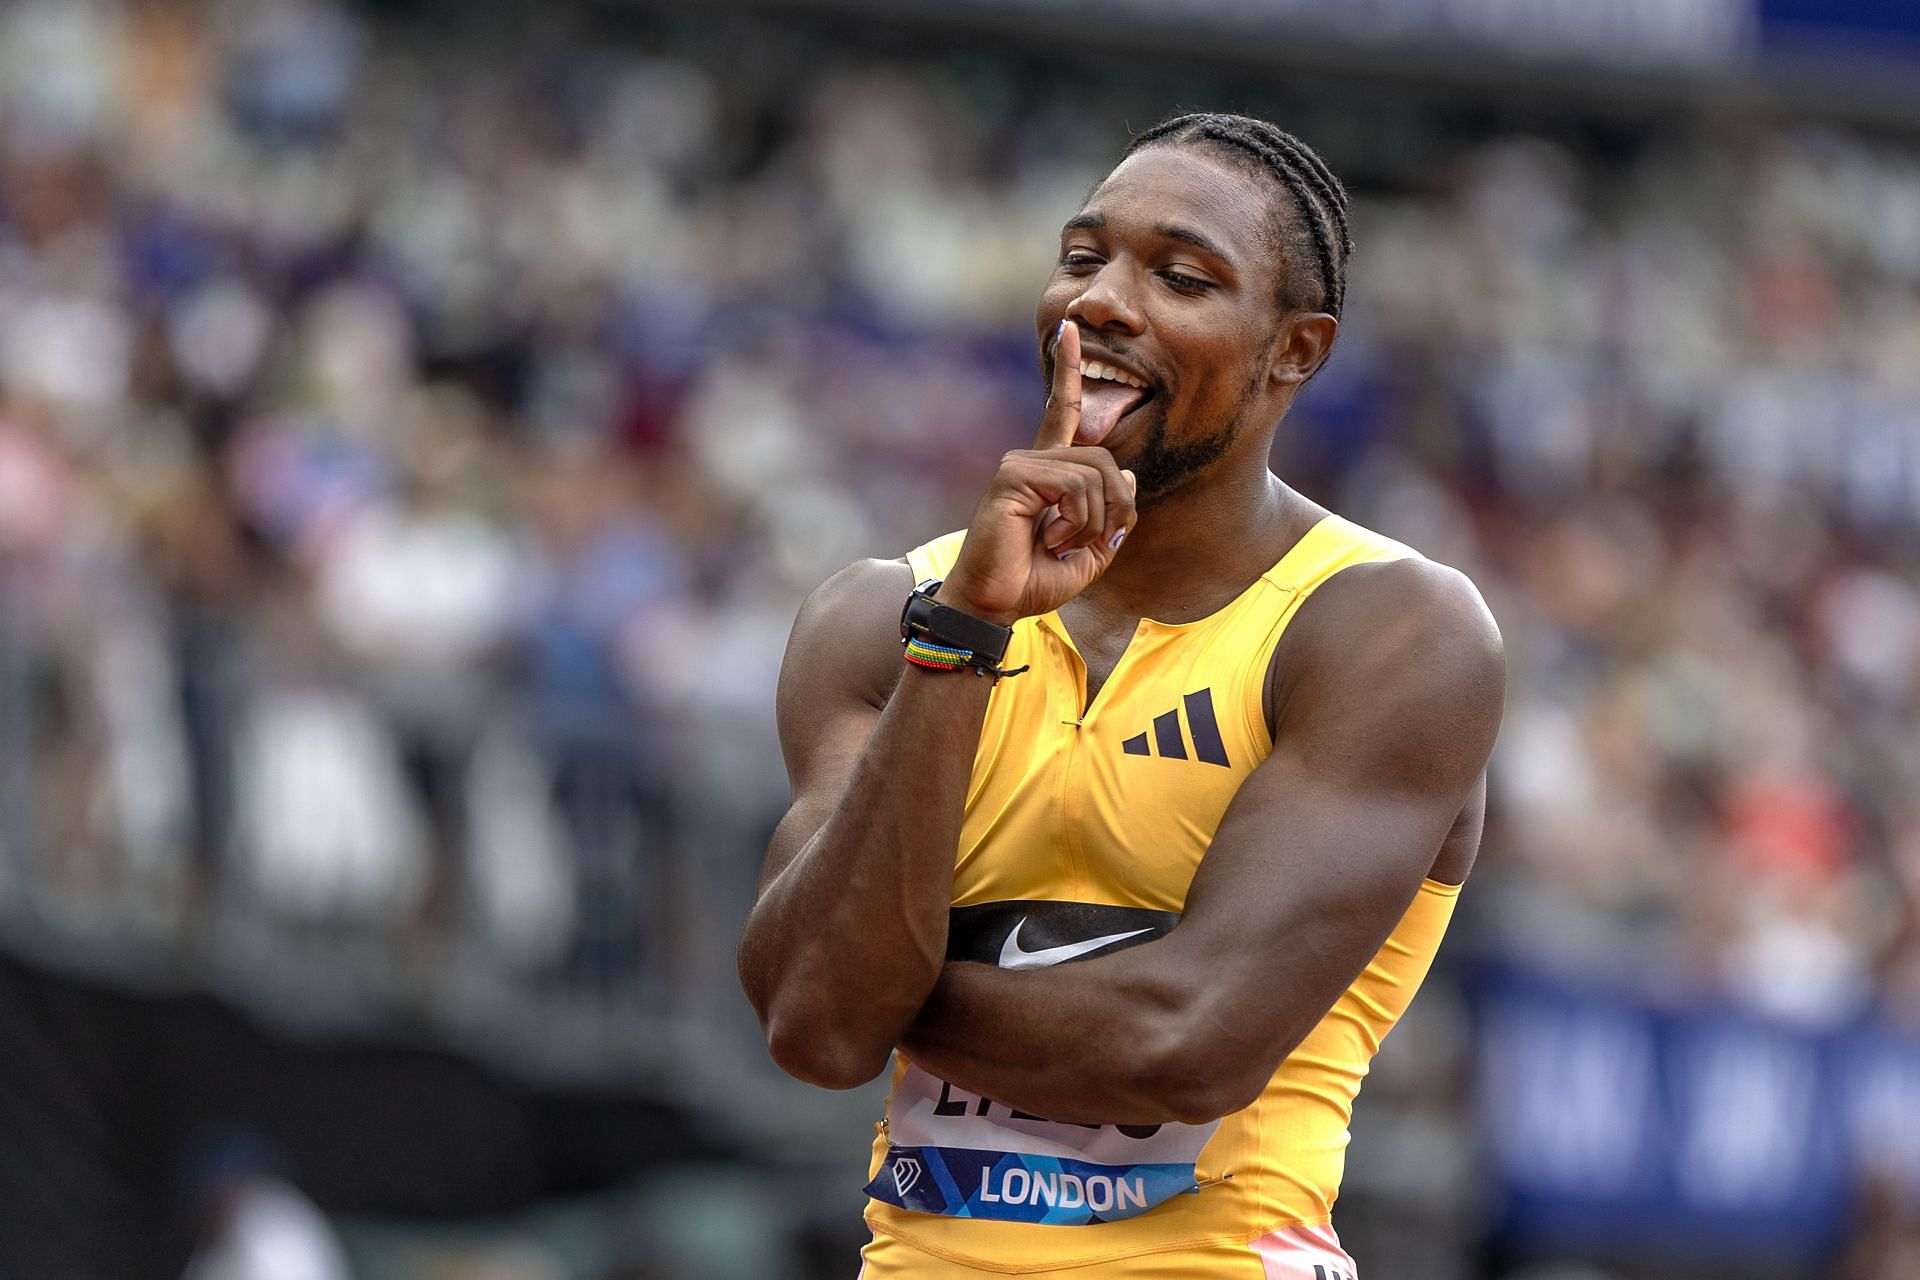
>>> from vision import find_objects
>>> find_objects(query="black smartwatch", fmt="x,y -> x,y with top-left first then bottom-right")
900,580 -> 1027,679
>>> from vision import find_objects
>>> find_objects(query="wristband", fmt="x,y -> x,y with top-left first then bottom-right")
903,637 -> 974,670
900,580 -> 1029,680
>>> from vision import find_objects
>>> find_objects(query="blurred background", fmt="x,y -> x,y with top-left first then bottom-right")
0,0 -> 1915,1276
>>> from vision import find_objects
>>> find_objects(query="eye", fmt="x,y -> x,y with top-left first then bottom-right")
1059,250 -> 1103,271
1159,269 -> 1213,293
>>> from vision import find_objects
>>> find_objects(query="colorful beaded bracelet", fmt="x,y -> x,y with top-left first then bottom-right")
904,637 -> 973,670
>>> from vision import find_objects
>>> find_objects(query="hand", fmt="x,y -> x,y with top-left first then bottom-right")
938,323 -> 1138,625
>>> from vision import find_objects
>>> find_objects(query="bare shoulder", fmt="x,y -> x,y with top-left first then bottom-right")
781,557 -> 916,718
792,557 -> 917,644
1269,554 -> 1505,746
1291,555 -> 1501,667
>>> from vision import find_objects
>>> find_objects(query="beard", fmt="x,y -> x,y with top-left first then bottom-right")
1125,414 -> 1238,506
1122,371 -> 1272,506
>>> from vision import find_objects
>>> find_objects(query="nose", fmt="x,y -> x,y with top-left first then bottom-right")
1067,262 -> 1146,337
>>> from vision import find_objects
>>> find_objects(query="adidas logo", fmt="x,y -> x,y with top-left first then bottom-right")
1121,689 -> 1230,767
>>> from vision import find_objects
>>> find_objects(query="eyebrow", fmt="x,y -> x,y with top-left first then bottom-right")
1154,222 -> 1234,266
1061,212 -> 1236,267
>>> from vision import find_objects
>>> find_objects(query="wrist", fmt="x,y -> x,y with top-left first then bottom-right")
901,580 -> 1029,680
931,583 -> 1020,628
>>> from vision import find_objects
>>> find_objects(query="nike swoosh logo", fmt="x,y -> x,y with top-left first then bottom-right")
998,919 -> 1153,970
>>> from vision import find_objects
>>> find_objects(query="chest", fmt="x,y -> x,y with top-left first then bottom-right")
949,614 -> 1266,912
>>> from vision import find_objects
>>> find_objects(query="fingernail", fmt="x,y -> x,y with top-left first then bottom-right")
1056,549 -> 1075,562
1109,528 -> 1127,550
1121,469 -> 1136,495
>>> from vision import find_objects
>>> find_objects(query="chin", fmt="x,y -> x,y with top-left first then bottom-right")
1128,419 -> 1240,507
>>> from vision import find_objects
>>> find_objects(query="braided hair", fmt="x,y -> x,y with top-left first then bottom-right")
1123,113 -> 1352,319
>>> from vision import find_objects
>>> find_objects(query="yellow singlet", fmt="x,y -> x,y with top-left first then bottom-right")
859,514 -> 1463,1276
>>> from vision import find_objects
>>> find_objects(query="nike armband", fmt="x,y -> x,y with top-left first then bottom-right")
900,580 -> 1028,680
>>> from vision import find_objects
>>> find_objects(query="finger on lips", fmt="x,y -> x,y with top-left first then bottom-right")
1017,327 -> 1142,561
1038,320 -> 1082,451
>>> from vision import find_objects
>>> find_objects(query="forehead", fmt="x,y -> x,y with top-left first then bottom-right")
1076,146 -> 1279,265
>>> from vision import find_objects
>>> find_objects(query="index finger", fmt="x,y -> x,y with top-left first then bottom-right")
1035,320 -> 1081,450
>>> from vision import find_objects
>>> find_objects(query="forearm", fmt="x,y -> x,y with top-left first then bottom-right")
901,953 -> 1232,1126
740,666 -> 991,1086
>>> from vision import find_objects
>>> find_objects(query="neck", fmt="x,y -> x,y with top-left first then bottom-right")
1081,446 -> 1323,624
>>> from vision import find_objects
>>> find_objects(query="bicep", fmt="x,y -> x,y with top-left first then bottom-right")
757,557 -> 914,892
1170,561 -> 1505,1056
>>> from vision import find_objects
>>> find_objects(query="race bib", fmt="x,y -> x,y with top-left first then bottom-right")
866,1064 -> 1218,1224
865,901 -> 1212,1226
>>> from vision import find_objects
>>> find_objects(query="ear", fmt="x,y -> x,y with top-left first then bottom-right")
1267,312 -> 1338,389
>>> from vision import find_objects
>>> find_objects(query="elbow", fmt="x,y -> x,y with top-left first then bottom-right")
1132,1020 -> 1270,1126
1140,1069 -> 1263,1128
738,935 -> 924,1091
738,934 -> 878,1088
764,1015 -> 892,1091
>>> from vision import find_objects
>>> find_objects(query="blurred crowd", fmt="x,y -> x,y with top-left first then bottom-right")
1,0 -> 1918,1071
1356,128 -> 1920,1032
4,1 -> 1920,1277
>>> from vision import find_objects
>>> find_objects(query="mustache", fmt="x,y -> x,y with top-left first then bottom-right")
1040,327 -> 1165,393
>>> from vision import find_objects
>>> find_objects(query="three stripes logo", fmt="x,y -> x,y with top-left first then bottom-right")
1312,1268 -> 1355,1280
1121,689 -> 1230,767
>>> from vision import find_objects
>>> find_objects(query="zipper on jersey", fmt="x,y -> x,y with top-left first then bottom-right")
1055,626 -> 1093,896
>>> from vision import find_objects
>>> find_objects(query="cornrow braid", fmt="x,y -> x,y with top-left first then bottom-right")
1123,113 -> 1353,318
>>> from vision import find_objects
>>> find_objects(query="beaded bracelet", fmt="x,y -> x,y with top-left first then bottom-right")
903,637 -> 973,670
902,636 -> 1030,680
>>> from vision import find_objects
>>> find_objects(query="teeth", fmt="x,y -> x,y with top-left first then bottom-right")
1079,359 -> 1146,389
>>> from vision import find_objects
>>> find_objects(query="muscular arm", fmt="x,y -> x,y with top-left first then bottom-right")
899,558 -> 1505,1125
738,322 -> 1137,1091
736,557 -> 989,1090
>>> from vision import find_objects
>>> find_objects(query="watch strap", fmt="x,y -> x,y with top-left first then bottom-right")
901,579 -> 1017,670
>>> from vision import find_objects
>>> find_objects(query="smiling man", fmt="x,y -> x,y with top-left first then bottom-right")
738,113 -> 1506,1278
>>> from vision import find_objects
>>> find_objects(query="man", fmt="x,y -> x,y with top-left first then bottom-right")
738,113 -> 1505,1277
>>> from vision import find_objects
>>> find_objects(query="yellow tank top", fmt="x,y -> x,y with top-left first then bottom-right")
862,514 -> 1463,1272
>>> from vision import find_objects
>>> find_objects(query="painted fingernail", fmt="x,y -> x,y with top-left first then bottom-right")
1109,528 -> 1127,550
1056,548 -> 1077,562
1056,319 -> 1068,341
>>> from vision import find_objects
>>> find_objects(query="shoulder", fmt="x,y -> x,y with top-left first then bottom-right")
780,557 -> 915,719
794,556 -> 917,634
1291,555 -> 1501,667
1269,553 -> 1505,743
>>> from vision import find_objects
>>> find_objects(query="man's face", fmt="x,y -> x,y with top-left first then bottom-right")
1037,145 -> 1293,503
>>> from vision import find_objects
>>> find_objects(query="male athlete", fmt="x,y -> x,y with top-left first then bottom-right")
739,113 -> 1505,1278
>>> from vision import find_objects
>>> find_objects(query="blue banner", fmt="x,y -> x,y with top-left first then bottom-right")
1471,966 -> 1881,1262
1761,0 -> 1920,50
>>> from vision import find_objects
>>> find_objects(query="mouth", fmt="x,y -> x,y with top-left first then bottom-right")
1075,354 -> 1157,447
